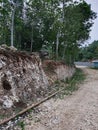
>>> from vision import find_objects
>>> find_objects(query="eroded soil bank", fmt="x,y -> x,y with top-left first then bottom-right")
0,45 -> 75,122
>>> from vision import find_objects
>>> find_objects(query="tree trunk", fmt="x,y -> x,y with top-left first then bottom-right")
56,33 -> 59,60
11,8 -> 15,47
62,44 -> 66,60
62,0 -> 66,60
31,24 -> 33,52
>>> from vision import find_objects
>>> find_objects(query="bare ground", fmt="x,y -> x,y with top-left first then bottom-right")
16,67 -> 98,130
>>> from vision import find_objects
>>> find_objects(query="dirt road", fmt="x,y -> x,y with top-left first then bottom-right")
16,67 -> 98,130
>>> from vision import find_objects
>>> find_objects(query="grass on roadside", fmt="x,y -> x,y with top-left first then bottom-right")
90,67 -> 98,70
18,121 -> 25,130
65,68 -> 85,91
55,68 -> 85,99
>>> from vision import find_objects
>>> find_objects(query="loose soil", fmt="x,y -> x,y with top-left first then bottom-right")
10,67 -> 98,130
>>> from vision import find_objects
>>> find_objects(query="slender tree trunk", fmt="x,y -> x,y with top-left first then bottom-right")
62,0 -> 66,60
31,24 -> 33,52
11,8 -> 15,47
62,0 -> 65,23
56,32 -> 59,60
62,44 -> 66,60
18,33 -> 21,50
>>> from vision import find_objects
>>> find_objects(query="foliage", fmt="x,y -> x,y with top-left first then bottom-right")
0,0 -> 97,64
78,40 -> 98,61
18,121 -> 25,130
54,68 -> 85,99
65,68 -> 85,92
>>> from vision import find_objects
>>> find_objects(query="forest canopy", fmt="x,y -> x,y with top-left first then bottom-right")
0,0 -> 97,64
78,40 -> 98,61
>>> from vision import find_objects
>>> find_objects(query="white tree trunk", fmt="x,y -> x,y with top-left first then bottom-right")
56,33 -> 59,60
11,8 -> 15,47
62,0 -> 66,60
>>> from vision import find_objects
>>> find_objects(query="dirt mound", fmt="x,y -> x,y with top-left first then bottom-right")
43,60 -> 75,84
0,46 -> 49,110
0,46 -> 75,122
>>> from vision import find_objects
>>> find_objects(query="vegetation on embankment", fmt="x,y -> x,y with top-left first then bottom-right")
65,68 -> 85,92
54,68 -> 85,98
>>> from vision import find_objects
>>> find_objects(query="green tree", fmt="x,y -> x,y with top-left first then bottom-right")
60,0 -> 96,64
79,41 -> 98,61
0,0 -> 11,45
0,0 -> 96,65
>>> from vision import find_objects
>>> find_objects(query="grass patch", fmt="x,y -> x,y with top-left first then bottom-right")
55,68 -> 85,99
90,67 -> 98,70
0,115 -> 5,119
18,121 -> 25,130
65,68 -> 85,92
